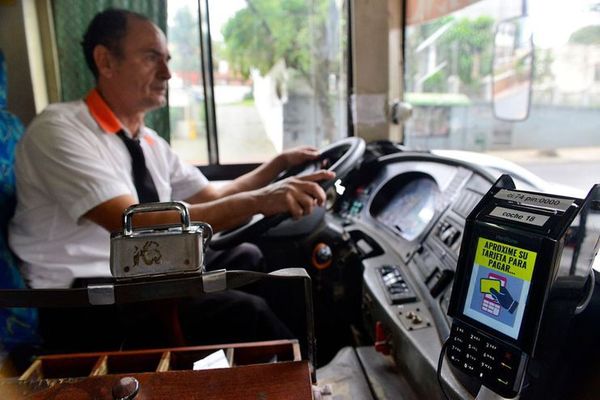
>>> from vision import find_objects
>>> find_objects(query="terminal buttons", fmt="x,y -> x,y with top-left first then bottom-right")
447,322 -> 527,398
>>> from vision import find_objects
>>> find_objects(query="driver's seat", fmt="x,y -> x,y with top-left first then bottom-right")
0,49 -> 41,367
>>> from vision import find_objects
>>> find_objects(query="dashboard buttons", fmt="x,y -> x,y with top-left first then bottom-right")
437,220 -> 461,248
378,265 -> 417,305
350,200 -> 363,214
397,305 -> 431,331
429,269 -> 455,297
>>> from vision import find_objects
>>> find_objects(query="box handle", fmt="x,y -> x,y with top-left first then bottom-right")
122,201 -> 192,236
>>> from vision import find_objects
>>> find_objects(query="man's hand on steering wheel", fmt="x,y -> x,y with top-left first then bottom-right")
209,137 -> 365,249
253,170 -> 336,220
275,146 -> 321,171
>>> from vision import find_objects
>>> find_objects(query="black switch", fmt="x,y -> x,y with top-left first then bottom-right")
430,269 -> 455,297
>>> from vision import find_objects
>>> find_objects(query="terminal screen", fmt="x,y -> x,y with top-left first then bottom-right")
462,237 -> 537,339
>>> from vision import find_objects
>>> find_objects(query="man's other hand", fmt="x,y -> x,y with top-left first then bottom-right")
254,170 -> 336,219
276,146 -> 320,171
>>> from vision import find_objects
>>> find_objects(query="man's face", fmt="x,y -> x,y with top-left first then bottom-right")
107,18 -> 171,113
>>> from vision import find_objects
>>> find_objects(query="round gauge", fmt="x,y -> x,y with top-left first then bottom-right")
370,173 -> 440,241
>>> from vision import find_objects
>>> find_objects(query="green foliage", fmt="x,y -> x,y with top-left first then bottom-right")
221,0 -> 316,78
569,25 -> 600,45
423,71 -> 446,92
442,16 -> 494,86
444,16 -> 494,52
419,15 -> 454,39
407,15 -> 495,95
216,0 -> 346,141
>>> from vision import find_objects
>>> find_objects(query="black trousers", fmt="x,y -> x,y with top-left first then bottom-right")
38,243 -> 291,354
39,290 -> 291,353
204,242 -> 265,272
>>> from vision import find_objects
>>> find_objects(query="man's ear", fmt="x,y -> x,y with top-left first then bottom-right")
93,45 -> 115,79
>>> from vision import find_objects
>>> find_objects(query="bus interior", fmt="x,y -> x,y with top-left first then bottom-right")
1,0 -> 600,399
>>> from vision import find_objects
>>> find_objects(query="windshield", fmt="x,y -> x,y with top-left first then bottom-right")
167,0 -> 349,165
404,0 -> 600,193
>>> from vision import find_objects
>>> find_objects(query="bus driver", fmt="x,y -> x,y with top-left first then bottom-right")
8,8 -> 334,351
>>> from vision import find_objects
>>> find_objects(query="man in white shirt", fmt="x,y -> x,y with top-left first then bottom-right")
9,8 -> 332,351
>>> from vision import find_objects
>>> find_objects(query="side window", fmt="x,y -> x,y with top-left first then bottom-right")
168,0 -> 350,165
404,0 -> 600,192
167,1 -> 207,163
404,1 -> 511,150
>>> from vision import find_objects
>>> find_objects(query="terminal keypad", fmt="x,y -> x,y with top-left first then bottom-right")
447,322 -> 527,398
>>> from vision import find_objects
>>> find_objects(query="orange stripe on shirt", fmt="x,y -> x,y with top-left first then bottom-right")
143,135 -> 155,146
85,89 -> 122,134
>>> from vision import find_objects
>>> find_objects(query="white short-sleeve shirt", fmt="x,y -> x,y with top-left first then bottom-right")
9,89 -> 209,288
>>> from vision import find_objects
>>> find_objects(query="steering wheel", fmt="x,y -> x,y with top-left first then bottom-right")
209,137 -> 366,250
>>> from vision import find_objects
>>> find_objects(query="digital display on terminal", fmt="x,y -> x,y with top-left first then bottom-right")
462,237 -> 537,339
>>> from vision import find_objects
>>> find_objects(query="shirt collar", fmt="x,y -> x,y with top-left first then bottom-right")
85,88 -> 154,145
85,88 -> 122,134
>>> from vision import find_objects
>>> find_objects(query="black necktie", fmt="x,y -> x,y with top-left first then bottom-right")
117,130 -> 159,203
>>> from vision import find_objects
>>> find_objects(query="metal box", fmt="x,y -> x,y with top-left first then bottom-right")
110,202 -> 212,280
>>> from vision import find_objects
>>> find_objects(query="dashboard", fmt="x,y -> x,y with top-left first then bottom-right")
260,141 -> 594,399
328,145 -> 516,398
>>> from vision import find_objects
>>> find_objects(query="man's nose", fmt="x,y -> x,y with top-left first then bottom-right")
158,59 -> 171,80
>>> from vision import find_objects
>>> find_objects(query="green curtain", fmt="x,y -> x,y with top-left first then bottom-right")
52,0 -> 170,141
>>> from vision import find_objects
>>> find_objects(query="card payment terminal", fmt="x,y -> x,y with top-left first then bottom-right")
447,175 -> 599,398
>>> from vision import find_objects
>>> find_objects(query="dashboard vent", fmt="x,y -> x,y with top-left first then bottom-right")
453,190 -> 482,218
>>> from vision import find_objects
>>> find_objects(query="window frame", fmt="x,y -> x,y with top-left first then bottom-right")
198,0 -> 219,166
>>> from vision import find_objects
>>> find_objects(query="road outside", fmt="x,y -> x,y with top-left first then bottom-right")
173,110 -> 600,195
489,147 -> 600,193
171,102 -> 275,165
217,103 -> 277,165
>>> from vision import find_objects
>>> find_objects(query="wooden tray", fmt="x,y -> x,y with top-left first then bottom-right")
0,340 -> 313,399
